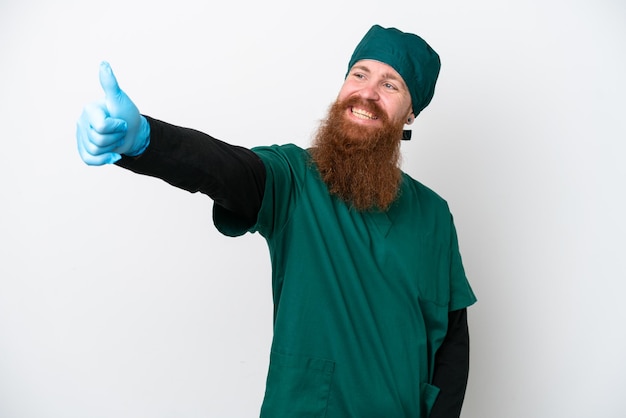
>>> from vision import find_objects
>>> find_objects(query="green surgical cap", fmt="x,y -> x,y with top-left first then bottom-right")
347,25 -> 441,117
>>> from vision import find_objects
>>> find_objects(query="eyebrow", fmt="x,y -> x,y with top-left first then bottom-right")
351,64 -> 406,86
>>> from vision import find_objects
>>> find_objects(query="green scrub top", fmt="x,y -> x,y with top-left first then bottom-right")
214,144 -> 476,417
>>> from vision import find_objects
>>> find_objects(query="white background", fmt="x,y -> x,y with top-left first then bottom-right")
1,0 -> 625,417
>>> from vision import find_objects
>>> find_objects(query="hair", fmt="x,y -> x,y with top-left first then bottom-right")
310,96 -> 404,211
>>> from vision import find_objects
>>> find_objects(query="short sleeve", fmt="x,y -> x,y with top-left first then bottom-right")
448,216 -> 477,311
213,144 -> 308,238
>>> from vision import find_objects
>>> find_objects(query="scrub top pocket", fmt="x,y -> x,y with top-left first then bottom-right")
421,382 -> 441,417
260,351 -> 335,418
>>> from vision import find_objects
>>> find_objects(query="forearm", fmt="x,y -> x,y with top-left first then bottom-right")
429,308 -> 470,418
115,116 -> 266,225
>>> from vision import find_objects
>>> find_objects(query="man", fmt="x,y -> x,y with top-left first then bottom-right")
77,25 -> 476,418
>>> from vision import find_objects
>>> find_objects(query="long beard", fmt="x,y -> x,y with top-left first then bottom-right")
310,96 -> 405,211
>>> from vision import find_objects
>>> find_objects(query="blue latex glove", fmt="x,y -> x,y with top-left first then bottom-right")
76,62 -> 150,165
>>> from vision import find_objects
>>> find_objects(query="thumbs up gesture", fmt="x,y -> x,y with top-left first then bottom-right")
76,62 -> 150,165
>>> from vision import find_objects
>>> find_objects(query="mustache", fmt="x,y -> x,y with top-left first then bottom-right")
340,96 -> 388,122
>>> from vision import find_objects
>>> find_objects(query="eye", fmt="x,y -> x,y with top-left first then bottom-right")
383,82 -> 398,91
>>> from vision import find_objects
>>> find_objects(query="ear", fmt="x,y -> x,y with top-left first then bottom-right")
406,112 -> 416,126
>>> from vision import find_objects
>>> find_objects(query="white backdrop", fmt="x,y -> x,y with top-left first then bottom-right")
1,0 -> 625,417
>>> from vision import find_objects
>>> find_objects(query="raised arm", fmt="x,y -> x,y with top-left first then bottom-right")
76,62 -> 266,227
117,117 -> 265,227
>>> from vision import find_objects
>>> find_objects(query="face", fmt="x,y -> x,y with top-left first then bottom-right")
310,60 -> 413,211
337,59 -> 414,129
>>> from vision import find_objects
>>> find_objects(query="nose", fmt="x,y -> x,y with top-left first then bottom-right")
358,82 -> 380,101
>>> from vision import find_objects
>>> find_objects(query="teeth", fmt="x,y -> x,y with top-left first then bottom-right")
352,107 -> 378,120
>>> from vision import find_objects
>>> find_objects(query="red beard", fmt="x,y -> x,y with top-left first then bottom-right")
310,96 -> 405,211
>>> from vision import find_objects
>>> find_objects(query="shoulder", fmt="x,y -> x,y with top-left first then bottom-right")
251,144 -> 316,183
252,143 -> 309,162
400,172 -> 450,213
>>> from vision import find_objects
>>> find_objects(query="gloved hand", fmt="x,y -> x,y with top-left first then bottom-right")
76,62 -> 150,165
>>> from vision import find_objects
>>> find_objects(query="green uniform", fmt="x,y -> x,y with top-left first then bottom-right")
215,144 -> 476,417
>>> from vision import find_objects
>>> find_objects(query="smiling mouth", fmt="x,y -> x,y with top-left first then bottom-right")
350,107 -> 379,120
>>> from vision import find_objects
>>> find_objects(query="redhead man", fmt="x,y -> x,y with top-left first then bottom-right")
77,25 -> 476,418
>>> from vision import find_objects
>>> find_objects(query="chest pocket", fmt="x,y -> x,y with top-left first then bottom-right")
381,223 -> 451,308
260,351 -> 335,418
